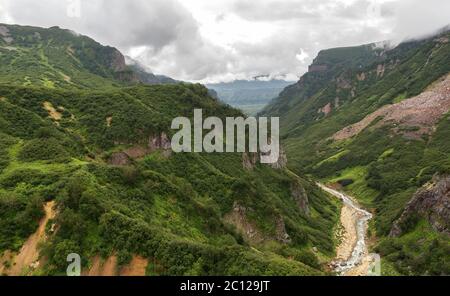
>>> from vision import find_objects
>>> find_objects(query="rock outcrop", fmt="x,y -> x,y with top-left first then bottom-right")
109,152 -> 131,166
242,152 -> 259,170
148,132 -> 171,154
390,175 -> 450,237
291,181 -> 310,216
0,25 -> 13,44
242,146 -> 287,170
114,70 -> 140,83
109,48 -> 127,72
336,76 -> 352,89
224,202 -> 291,244
275,216 -> 291,243
318,102 -> 332,116
309,64 -> 328,73
376,64 -> 385,78
109,132 -> 172,165
269,146 -> 288,170
224,202 -> 264,244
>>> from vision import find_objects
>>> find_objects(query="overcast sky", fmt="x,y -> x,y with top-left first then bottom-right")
0,0 -> 449,83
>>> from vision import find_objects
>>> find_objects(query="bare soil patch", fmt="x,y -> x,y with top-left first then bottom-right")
120,256 -> 148,276
84,255 -> 118,276
3,201 -> 56,276
84,255 -> 148,276
333,74 -> 450,141
43,101 -> 62,121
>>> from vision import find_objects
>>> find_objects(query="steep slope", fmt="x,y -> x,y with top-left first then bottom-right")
125,56 -> 178,85
0,23 -> 174,89
263,29 -> 450,275
0,24 -> 339,276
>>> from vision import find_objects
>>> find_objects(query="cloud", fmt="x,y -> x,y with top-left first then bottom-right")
0,0 -> 234,80
296,49 -> 310,63
231,0 -> 324,21
381,0 -> 450,43
1,0 -> 196,49
0,0 -> 449,82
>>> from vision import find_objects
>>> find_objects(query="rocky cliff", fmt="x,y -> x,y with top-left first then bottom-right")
242,146 -> 287,170
109,133 -> 172,165
390,175 -> 450,237
291,181 -> 310,216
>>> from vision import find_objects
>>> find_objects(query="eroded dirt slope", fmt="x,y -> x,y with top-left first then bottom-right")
1,201 -> 56,276
333,74 -> 450,141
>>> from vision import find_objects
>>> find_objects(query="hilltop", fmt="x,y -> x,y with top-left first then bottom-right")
0,23 -> 174,89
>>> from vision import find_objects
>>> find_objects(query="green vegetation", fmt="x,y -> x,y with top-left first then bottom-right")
0,24 -> 340,275
376,219 -> 450,275
0,82 -> 340,275
263,30 -> 450,275
0,191 -> 44,251
0,24 -> 125,89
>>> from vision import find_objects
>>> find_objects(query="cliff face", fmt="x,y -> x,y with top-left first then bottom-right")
308,64 -> 328,73
224,202 -> 291,244
291,181 -> 310,216
242,147 -> 287,170
108,48 -> 127,72
390,175 -> 450,237
108,133 -> 172,165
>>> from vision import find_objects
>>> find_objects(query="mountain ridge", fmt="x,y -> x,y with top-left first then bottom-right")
0,23 -> 339,276
262,28 -> 450,275
0,23 -> 176,89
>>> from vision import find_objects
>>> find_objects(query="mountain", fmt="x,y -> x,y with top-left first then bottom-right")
262,29 -> 450,275
124,56 -> 178,85
0,24 -> 339,276
207,78 -> 293,115
0,23 -> 175,89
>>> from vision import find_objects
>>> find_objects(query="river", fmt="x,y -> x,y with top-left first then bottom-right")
318,184 -> 378,276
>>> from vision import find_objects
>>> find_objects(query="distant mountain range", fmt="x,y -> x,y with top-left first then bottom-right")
207,79 -> 293,115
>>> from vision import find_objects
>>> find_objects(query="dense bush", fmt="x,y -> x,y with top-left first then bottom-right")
0,168 -> 59,188
0,193 -> 44,252
18,138 -> 71,162
377,233 -> 450,275
0,52 -> 338,275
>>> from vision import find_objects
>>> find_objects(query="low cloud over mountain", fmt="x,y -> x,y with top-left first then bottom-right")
1,0 -> 449,82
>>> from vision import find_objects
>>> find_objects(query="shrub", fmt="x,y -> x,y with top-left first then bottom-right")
18,138 -> 70,162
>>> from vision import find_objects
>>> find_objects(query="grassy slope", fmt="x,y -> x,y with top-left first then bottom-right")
0,24 -> 127,89
0,24 -> 340,275
263,31 -> 450,275
0,84 -> 340,275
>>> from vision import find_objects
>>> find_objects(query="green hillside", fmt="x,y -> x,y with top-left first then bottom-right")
0,23 -> 175,90
262,30 -> 450,275
0,24 -> 339,275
